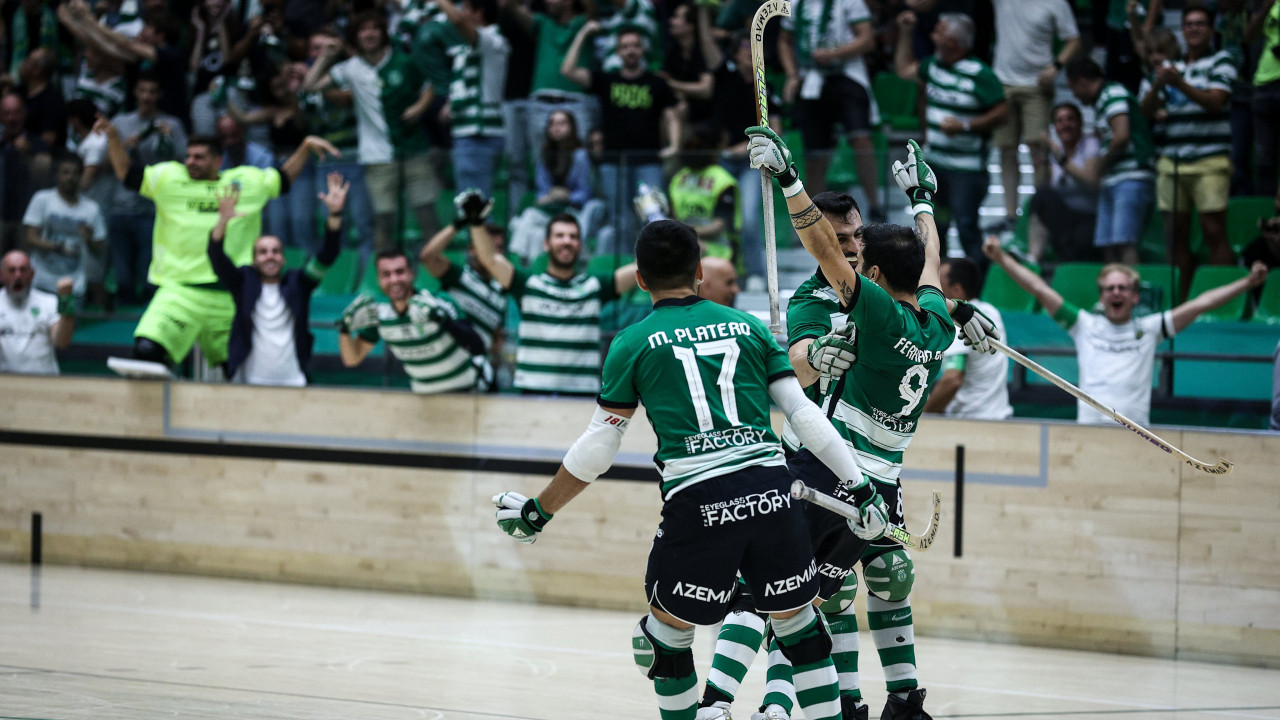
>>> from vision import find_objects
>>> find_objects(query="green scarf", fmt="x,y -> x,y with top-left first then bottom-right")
10,6 -> 61,74
795,0 -> 836,69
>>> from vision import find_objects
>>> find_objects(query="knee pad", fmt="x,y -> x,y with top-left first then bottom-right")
632,615 -> 695,680
773,608 -> 833,667
863,549 -> 913,602
818,572 -> 859,615
133,336 -> 170,364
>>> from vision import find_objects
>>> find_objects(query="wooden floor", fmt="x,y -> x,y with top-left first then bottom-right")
3,564 -> 1279,720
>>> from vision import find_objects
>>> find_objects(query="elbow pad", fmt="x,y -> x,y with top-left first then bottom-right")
562,407 -> 631,483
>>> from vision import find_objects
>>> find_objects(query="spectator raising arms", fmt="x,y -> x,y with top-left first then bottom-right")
208,172 -> 347,387
0,249 -> 74,375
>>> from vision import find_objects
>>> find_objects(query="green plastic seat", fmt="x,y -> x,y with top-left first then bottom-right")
1226,196 -> 1275,256
980,264 -> 1036,313
872,72 -> 920,133
1131,263 -> 1180,310
1185,265 -> 1249,322
1251,270 -> 1280,324
1049,263 -> 1105,312
315,250 -> 359,296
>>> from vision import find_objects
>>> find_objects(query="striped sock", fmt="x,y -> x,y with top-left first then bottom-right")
761,636 -> 797,715
824,602 -> 862,700
705,611 -> 767,700
656,669 -> 700,720
773,609 -> 841,720
866,595 -> 917,694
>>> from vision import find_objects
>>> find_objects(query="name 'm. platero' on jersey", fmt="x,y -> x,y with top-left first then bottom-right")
599,295 -> 795,500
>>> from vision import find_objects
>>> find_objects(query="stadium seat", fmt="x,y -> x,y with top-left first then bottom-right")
872,72 -> 920,134
1252,270 -> 1280,324
315,250 -> 359,296
1226,196 -> 1275,255
1185,265 -> 1249,322
1049,263 -> 1104,312
980,264 -> 1036,313
1132,264 -> 1179,310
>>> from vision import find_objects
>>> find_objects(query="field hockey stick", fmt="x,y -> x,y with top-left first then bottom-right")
791,480 -> 941,551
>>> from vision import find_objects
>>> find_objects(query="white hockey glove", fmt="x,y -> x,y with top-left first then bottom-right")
337,294 -> 379,335
493,491 -> 553,543
832,478 -> 889,541
949,300 -> 998,354
806,322 -> 857,378
890,139 -> 937,216
408,292 -> 456,327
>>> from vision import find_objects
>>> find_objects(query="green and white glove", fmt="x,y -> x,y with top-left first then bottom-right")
337,294 -> 379,335
806,322 -> 857,378
745,125 -> 803,197
832,478 -> 889,541
407,293 -> 456,326
493,491 -> 553,543
950,299 -> 999,354
891,139 -> 937,216
453,188 -> 493,227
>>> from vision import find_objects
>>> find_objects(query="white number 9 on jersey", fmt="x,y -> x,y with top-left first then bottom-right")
894,364 -> 929,418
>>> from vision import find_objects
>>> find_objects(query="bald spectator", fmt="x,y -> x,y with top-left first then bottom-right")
699,256 -> 739,307
0,249 -> 74,374
0,93 -> 51,252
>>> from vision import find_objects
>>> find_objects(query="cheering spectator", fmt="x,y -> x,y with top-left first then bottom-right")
780,0 -> 884,220
5,0 -> 69,76
1067,58 -> 1155,266
663,2 -> 714,126
0,93 -> 51,253
188,0 -> 251,135
22,153 -> 106,301
1140,4 -> 1237,297
417,0 -> 511,197
306,12 -> 441,253
470,208 -> 640,396
895,10 -> 1007,267
337,249 -> 485,394
1028,103 -> 1101,263
14,48 -> 63,149
562,22 -> 679,257
984,237 -> 1268,426
207,172 -> 346,387
508,109 -> 606,263
1252,0 -> 1280,199
699,255 -> 739,308
989,0 -> 1080,232
594,0 -> 661,72
0,249 -> 74,375
924,257 -> 1012,420
110,73 -> 186,305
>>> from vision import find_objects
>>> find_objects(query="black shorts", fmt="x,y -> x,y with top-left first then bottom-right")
798,75 -> 874,151
789,449 -> 906,600
645,464 -> 818,625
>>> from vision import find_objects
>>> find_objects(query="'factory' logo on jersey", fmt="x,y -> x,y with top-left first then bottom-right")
684,427 -> 769,454
699,489 -> 790,526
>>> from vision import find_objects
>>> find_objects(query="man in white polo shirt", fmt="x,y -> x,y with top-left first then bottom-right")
0,249 -> 74,374
924,256 -> 1012,420
984,236 -> 1267,425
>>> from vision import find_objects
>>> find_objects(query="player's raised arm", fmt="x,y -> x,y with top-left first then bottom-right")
745,126 -> 861,307
892,140 -> 942,291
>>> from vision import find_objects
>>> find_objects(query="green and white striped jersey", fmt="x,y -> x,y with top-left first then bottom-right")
920,55 -> 1005,172
599,296 -> 793,500
779,270 -> 846,451
357,291 -> 477,394
439,260 -> 507,349
1138,51 -> 1236,161
1093,81 -> 1155,185
510,268 -> 619,395
419,23 -> 509,139
393,0 -> 446,53
595,0 -> 662,72
811,281 -> 953,485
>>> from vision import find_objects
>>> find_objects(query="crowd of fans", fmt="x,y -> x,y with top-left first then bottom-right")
0,0 -> 1276,425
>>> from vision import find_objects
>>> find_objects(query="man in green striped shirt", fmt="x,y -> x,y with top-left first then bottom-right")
337,249 -> 485,394
1067,58 -> 1155,265
471,211 -> 639,395
894,11 -> 1007,266
1139,5 -> 1237,291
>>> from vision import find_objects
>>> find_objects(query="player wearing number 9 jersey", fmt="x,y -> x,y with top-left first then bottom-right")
491,220 -> 891,720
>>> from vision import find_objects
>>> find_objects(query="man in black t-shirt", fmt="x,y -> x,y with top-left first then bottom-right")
563,22 -> 679,255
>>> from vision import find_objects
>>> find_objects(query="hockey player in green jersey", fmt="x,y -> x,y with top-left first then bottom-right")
492,219 -> 893,720
723,130 -> 1000,720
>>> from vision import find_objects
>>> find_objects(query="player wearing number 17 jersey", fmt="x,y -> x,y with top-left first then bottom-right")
491,220 -> 891,720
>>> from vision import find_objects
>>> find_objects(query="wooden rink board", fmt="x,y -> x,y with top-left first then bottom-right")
1,375 -> 1278,666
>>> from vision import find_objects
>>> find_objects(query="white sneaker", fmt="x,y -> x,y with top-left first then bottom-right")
697,701 -> 733,720
750,704 -> 789,720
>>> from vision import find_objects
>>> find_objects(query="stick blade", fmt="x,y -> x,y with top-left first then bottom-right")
1188,458 -> 1234,476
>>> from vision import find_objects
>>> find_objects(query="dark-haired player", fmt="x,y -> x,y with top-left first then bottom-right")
491,218 -> 892,720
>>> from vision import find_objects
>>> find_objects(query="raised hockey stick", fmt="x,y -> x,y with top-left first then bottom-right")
791,480 -> 941,551
750,0 -> 790,334
989,337 -> 1233,475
